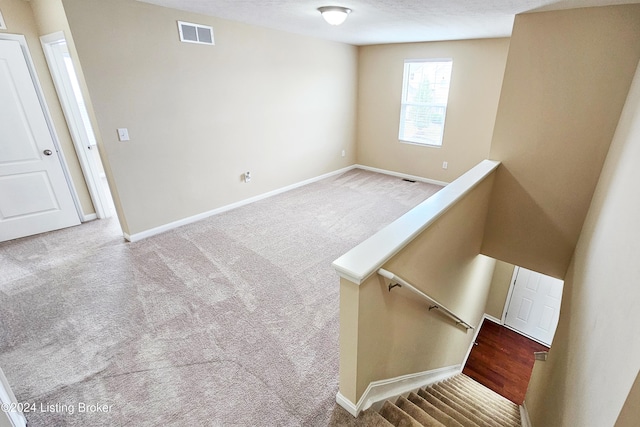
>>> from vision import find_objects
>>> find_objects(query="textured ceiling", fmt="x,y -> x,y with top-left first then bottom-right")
138,0 -> 640,45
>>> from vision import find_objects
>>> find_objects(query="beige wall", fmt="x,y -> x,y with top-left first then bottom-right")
26,0 -> 68,37
356,38 -> 509,183
484,260 -> 514,320
339,174 -> 497,403
482,5 -> 640,279
338,277 -> 360,405
0,0 -> 94,216
525,58 -> 640,427
60,0 -> 358,236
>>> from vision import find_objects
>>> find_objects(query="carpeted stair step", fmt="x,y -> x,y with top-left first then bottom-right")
409,393 -> 464,427
376,374 -> 522,427
438,383 -> 519,426
452,375 -> 519,413
432,382 -> 517,426
429,383 -> 511,427
417,388 -> 480,426
379,401 -> 424,427
362,409 -> 397,426
406,392 -> 464,427
440,379 -> 520,425
423,387 -> 494,427
330,407 -> 396,426
449,376 -> 521,423
395,396 -> 446,427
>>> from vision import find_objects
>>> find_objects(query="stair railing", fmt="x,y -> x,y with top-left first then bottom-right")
378,268 -> 474,331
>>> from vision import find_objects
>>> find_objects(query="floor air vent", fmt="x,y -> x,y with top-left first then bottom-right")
178,21 -> 214,45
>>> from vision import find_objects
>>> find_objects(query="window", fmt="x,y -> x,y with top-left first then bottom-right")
398,59 -> 453,147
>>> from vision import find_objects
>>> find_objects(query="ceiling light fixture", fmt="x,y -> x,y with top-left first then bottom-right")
318,6 -> 352,26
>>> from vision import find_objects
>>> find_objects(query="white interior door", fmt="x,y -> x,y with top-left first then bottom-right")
0,39 -> 80,242
504,267 -> 564,347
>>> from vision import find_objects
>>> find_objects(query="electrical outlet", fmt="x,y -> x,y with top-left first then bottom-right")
342,149 -> 345,157
244,171 -> 251,183
442,161 -> 448,170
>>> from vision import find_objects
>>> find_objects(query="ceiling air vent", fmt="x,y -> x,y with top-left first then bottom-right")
177,21 -> 214,45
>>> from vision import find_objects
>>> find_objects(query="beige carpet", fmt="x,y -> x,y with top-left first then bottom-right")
332,374 -> 521,427
0,169 -> 441,426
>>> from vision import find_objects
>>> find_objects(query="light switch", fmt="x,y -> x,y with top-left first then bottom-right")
117,128 -> 130,141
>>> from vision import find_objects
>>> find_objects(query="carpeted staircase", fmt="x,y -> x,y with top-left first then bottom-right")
376,374 -> 522,427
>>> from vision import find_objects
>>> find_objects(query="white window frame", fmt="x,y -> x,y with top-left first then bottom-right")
398,58 -> 453,147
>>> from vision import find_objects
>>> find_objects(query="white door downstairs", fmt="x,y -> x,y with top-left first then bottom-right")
504,267 -> 564,347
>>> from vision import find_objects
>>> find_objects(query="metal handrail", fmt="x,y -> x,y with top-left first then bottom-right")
378,268 -> 474,331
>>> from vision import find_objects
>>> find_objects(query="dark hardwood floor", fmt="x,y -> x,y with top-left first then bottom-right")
463,318 -> 548,404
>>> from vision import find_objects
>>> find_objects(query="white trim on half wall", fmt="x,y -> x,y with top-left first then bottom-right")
336,364 -> 460,417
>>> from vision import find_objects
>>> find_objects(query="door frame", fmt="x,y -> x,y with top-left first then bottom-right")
500,266 -> 521,325
0,33 -> 84,221
40,31 -> 111,220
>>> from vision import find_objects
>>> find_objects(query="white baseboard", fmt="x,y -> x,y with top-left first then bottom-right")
336,391 -> 359,417
355,164 -> 449,187
336,364 -> 460,417
484,313 -> 503,325
520,402 -> 532,427
123,164 -> 449,242
81,213 -> 98,222
124,165 -> 356,242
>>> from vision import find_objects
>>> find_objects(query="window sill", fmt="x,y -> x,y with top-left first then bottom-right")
399,139 -> 443,148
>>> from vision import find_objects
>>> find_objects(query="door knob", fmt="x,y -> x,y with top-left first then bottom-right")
43,149 -> 53,156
